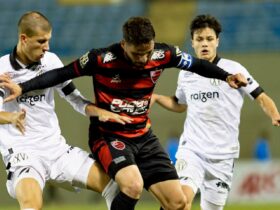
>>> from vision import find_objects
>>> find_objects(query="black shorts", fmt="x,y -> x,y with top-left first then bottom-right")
91,129 -> 179,189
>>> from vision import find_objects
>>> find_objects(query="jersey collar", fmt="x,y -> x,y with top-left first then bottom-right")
9,46 -> 41,71
212,55 -> 221,65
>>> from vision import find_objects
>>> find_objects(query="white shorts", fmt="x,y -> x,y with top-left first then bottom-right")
175,148 -> 234,206
5,146 -> 94,198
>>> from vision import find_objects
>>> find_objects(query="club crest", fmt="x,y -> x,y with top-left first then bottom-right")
150,69 -> 162,83
111,140 -> 126,150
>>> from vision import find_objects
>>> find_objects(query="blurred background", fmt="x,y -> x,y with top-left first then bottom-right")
0,0 -> 279,209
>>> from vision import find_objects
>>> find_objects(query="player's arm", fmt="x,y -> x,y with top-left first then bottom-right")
255,92 -> 280,126
0,88 -> 26,134
85,103 -> 133,125
151,94 -> 187,113
0,110 -> 26,134
169,45 -> 247,88
0,51 -> 95,102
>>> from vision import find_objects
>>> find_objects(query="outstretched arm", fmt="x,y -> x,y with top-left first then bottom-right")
0,62 -> 79,102
151,94 -> 187,113
256,93 -> 280,126
176,52 -> 248,89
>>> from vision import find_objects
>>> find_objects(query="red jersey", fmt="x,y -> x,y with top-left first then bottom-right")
75,43 -> 182,138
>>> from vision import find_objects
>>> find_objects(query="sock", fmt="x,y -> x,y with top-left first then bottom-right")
110,191 -> 138,210
102,179 -> 120,209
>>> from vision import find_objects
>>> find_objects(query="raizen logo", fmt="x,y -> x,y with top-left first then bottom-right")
17,94 -> 46,106
190,91 -> 219,102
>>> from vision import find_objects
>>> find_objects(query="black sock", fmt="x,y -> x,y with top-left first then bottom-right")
110,191 -> 138,210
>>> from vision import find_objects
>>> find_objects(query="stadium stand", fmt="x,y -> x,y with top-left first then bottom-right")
190,1 -> 280,53
0,0 -> 146,57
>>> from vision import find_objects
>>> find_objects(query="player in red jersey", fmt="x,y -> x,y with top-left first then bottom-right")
1,17 -> 247,210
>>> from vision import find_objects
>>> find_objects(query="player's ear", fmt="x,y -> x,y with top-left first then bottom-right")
120,39 -> 126,50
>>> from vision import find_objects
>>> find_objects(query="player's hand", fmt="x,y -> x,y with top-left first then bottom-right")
85,104 -> 133,125
11,109 -> 26,135
0,73 -> 11,82
226,73 -> 248,89
0,78 -> 22,102
272,116 -> 280,127
97,108 -> 133,125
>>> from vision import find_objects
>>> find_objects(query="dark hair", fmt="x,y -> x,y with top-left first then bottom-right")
190,14 -> 222,38
122,16 -> 155,45
18,11 -> 51,37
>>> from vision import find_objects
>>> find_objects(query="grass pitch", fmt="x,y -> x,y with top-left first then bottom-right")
1,202 -> 280,210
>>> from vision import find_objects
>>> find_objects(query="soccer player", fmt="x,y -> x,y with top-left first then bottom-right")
0,16 -> 248,210
0,11 -> 134,210
152,14 -> 280,210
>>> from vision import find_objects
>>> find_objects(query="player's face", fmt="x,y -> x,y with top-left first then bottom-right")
121,40 -> 154,68
191,27 -> 219,62
20,29 -> 51,64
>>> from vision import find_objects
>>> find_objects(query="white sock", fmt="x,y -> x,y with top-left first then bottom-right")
102,179 -> 120,210
22,208 -> 36,210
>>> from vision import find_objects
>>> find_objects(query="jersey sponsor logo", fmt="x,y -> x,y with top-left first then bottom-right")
150,69 -> 162,83
210,78 -> 222,86
190,91 -> 219,102
103,52 -> 116,63
151,50 -> 165,60
175,159 -> 188,171
111,140 -> 126,150
110,98 -> 149,115
17,94 -> 46,106
111,74 -> 121,83
178,52 -> 192,69
175,46 -> 182,56
79,51 -> 90,68
216,180 -> 230,191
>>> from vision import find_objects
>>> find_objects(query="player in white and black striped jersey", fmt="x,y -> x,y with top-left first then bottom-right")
153,14 -> 280,210
0,11 -> 133,210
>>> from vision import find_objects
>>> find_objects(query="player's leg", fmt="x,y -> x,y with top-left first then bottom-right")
200,158 -> 234,210
137,132 -> 186,210
51,146 -> 118,209
149,179 -> 186,210
5,152 -> 46,210
175,149 -> 206,210
110,165 -> 143,210
91,137 -> 143,210
84,158 -> 119,209
15,177 -> 43,210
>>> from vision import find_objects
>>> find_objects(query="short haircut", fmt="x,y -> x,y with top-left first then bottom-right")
122,16 -> 155,45
190,14 -> 222,38
18,11 -> 52,37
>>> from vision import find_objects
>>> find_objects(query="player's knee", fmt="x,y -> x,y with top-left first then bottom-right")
120,178 -> 143,199
18,196 -> 42,210
164,194 -> 186,210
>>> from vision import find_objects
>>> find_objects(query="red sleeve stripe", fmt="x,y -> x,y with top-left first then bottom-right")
73,61 -> 81,76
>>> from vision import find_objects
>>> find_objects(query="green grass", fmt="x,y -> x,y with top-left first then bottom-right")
1,202 -> 280,210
